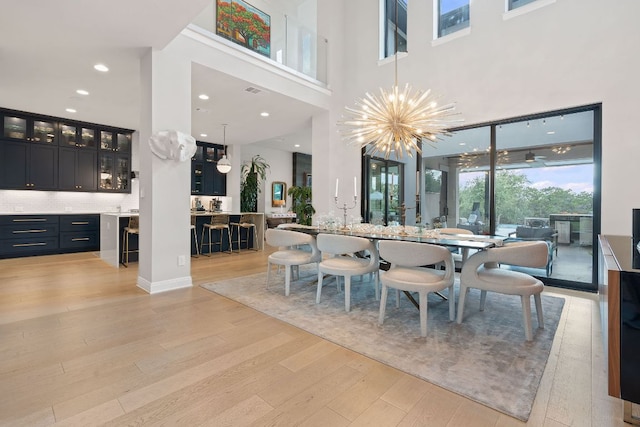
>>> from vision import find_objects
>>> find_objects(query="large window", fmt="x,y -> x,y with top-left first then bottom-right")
382,0 -> 408,58
508,0 -> 537,11
438,0 -> 470,38
421,106 -> 601,291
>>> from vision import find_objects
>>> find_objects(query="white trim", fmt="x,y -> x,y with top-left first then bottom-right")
377,51 -> 408,67
137,275 -> 193,294
184,25 -> 330,94
503,0 -> 557,20
431,27 -> 471,47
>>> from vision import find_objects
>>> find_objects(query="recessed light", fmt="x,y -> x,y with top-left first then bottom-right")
94,63 -> 109,72
294,144 -> 300,148
260,112 -> 269,117
200,133 -> 207,137
546,131 -> 556,135
198,94 -> 209,100
76,89 -> 89,96
66,108 -> 77,113
459,142 -> 466,146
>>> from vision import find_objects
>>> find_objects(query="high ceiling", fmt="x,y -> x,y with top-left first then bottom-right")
0,0 -> 316,154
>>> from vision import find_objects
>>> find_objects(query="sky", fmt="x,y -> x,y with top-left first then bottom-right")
459,164 -> 594,194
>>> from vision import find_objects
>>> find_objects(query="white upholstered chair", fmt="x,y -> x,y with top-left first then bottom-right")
316,234 -> 379,312
265,229 -> 321,296
438,227 -> 474,270
378,240 -> 455,337
457,240 -> 549,341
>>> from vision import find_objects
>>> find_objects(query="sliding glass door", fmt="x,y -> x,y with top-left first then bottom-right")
420,105 -> 600,291
364,156 -> 404,225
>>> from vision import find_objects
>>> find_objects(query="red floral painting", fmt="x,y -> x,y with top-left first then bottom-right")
216,0 -> 271,57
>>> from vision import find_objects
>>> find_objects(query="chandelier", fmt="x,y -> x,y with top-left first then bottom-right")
216,124 -> 232,174
338,2 -> 460,159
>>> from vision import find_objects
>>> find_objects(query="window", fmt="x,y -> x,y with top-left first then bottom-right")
438,0 -> 470,38
382,0 -> 408,58
508,0 -> 537,11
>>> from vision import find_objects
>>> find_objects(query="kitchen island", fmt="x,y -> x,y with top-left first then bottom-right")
100,211 -> 264,268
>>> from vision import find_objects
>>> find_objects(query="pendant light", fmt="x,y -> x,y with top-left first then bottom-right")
217,124 -> 232,174
337,0 -> 460,159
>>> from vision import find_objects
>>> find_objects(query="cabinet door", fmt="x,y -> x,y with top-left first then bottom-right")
203,162 -> 216,195
76,150 -> 97,191
29,144 -> 58,189
99,154 -> 114,190
114,156 -> 130,192
32,119 -> 57,144
59,124 -> 78,147
2,115 -> 28,141
0,141 -> 29,188
58,147 -> 77,190
192,162 -> 203,194
212,167 -> 227,195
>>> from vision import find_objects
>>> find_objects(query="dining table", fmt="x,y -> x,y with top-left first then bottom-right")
278,223 -> 508,308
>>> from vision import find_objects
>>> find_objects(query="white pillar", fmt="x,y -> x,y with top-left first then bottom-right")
137,47 -> 193,294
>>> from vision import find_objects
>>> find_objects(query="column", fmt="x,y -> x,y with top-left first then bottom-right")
137,46 -> 193,293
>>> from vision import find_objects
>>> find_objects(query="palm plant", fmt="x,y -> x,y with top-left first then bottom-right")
240,155 -> 270,212
287,185 -> 315,225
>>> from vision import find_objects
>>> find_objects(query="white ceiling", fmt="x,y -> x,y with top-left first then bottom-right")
0,0 -> 315,154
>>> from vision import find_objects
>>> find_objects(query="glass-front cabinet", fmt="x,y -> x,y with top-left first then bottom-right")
99,153 -> 130,192
100,130 -> 131,153
59,123 -> 97,149
191,142 -> 226,196
2,113 -> 57,144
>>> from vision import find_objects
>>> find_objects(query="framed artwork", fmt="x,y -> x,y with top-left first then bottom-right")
216,0 -> 271,58
272,181 -> 286,207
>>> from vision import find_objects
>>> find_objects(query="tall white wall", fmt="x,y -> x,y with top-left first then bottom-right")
241,144 -> 293,213
337,0 -> 640,235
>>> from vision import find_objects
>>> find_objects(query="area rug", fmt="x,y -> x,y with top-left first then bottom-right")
201,267 -> 564,421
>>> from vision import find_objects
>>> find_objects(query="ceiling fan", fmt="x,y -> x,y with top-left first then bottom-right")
525,150 -> 546,163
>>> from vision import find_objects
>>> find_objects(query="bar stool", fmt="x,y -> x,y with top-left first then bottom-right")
190,216 -> 199,257
231,214 -> 258,252
121,216 -> 139,267
200,214 -> 232,255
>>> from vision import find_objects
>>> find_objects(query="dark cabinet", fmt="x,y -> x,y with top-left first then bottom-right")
99,152 -> 130,192
2,112 -> 57,144
0,140 -> 58,190
59,147 -> 97,191
0,107 -> 133,193
59,214 -> 100,251
191,142 -> 226,196
0,215 -> 59,257
59,123 -> 98,149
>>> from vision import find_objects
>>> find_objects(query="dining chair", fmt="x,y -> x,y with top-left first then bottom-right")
378,240 -> 455,337
230,214 -> 258,252
121,215 -> 139,267
438,227 -> 474,270
457,240 -> 549,341
200,214 -> 232,255
265,229 -> 321,296
316,234 -> 379,312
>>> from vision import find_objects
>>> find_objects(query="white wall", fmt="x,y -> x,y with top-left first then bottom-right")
241,144 -> 293,213
338,0 -> 640,235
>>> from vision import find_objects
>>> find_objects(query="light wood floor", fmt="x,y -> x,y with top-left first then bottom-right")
0,249 -> 628,426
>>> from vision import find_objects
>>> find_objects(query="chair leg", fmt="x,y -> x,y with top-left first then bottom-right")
192,227 -> 199,257
395,289 -> 401,308
374,271 -> 379,301
448,284 -> 456,321
534,293 -> 544,329
378,284 -> 388,326
344,276 -> 352,312
285,265 -> 291,296
521,294 -> 534,341
266,262 -> 272,289
419,291 -> 428,337
479,290 -> 488,311
316,271 -> 324,304
456,284 -> 468,324
225,227 -> 232,254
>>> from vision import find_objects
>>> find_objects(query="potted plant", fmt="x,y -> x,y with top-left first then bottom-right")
240,155 -> 270,212
288,185 -> 315,226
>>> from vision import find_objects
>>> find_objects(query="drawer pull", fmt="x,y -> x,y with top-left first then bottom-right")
71,238 -> 90,241
71,222 -> 90,225
12,218 -> 47,222
12,229 -> 47,234
13,242 -> 47,247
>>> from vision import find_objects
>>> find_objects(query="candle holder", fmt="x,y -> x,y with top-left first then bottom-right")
335,196 -> 358,230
